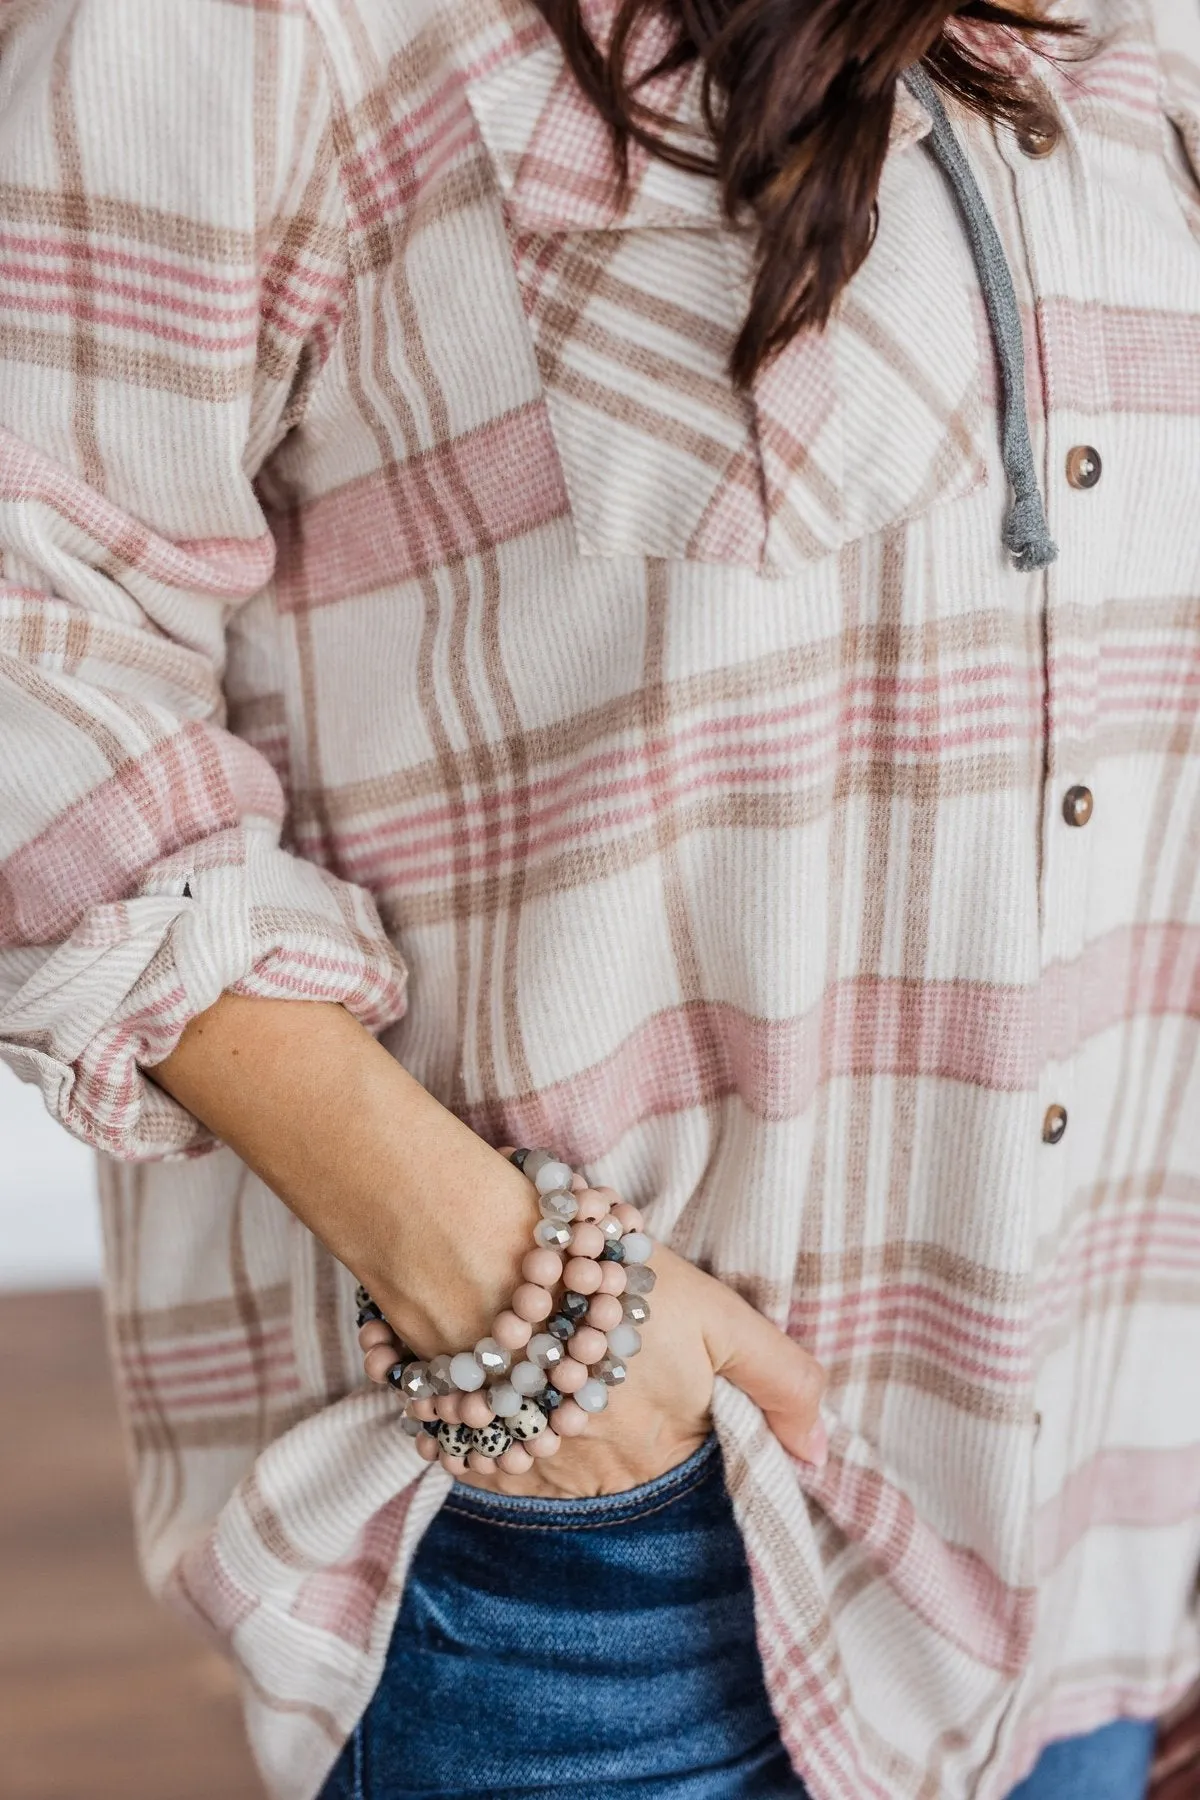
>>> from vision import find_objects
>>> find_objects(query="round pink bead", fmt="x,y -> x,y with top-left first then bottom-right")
415,1432 -> 439,1462
460,1391 -> 495,1429
527,1428 -> 562,1459
570,1326 -> 609,1365
590,1186 -> 622,1212
358,1319 -> 394,1351
364,1345 -> 400,1384
513,1282 -> 554,1323
551,1399 -> 590,1437
434,1394 -> 463,1423
563,1257 -> 602,1294
521,1248 -> 564,1288
575,1189 -> 609,1222
568,1221 -> 605,1259
410,1396 -> 438,1421
465,1450 -> 496,1474
492,1310 -> 533,1352
570,1173 -> 588,1192
597,1262 -> 628,1295
586,1294 -> 624,1332
439,1450 -> 464,1476
553,1357 -> 588,1394
613,1202 -> 645,1233
497,1445 -> 534,1476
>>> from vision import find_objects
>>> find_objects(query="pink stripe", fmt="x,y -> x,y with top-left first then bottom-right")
1040,299 -> 1200,415
0,283 -> 258,352
273,403 -> 569,607
469,923 -> 1200,1156
289,1489 -> 416,1651
0,229 -> 260,295
0,724 -> 283,947
0,259 -> 257,324
1036,1444 -> 1200,1576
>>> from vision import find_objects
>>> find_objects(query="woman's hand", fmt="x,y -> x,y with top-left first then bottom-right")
362,1237 -> 828,1499
151,995 -> 827,1498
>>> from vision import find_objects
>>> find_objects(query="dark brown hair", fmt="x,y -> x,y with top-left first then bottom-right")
532,1 -> 1076,384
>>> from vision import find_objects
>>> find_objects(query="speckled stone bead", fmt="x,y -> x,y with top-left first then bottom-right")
510,1358 -> 549,1397
471,1421 -> 513,1458
427,1353 -> 457,1396
474,1337 -> 512,1377
547,1314 -> 576,1341
621,1295 -> 651,1327
437,1421 -> 473,1458
623,1265 -> 657,1296
507,1399 -> 549,1441
560,1290 -> 590,1319
621,1232 -> 654,1265
576,1378 -> 609,1414
449,1351 -> 486,1392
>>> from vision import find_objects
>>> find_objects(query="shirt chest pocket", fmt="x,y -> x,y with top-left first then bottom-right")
465,41 -> 991,577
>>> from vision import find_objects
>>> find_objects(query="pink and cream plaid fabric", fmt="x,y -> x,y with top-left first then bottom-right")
1,1 -> 1199,1796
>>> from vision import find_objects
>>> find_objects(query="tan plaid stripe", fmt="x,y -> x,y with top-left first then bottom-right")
1,0 -> 1199,1796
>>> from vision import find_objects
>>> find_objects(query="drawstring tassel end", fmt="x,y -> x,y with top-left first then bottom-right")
1003,488 -> 1058,573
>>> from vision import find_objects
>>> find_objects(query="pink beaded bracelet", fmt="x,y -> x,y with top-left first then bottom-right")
355,1149 -> 655,1477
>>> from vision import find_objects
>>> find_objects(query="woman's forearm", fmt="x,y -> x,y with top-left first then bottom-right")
150,993 -> 535,1350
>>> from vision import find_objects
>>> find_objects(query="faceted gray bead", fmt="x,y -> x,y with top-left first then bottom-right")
449,1351 -> 487,1392
471,1422 -> 513,1458
510,1359 -> 549,1397
474,1336 -> 512,1377
533,1159 -> 574,1195
437,1421 -> 473,1458
507,1399 -> 549,1441
623,1265 -> 657,1296
533,1218 -> 573,1252
527,1331 -> 566,1371
621,1231 -> 653,1264
427,1353 -> 456,1397
487,1381 -> 522,1418
398,1360 -> 435,1401
399,1413 -> 426,1437
520,1149 -> 556,1184
621,1295 -> 651,1327
597,1355 -> 628,1388
597,1214 -> 623,1242
606,1322 -> 642,1359
538,1189 -> 579,1224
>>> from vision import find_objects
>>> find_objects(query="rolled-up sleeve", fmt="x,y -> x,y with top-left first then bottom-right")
0,0 -> 407,1160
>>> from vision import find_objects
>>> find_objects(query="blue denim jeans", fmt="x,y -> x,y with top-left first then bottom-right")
319,1437 -> 1156,1800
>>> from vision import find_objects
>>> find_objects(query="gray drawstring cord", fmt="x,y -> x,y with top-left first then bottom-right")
903,65 -> 1058,573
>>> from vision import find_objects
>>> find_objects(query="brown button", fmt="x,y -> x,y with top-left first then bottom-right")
1016,111 -> 1062,158
1062,785 -> 1094,828
1042,1104 -> 1068,1145
1066,445 -> 1102,490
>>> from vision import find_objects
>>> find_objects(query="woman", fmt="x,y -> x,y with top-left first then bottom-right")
1,0 -> 1198,1795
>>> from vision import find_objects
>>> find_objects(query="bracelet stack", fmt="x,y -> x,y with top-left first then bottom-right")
355,1149 -> 655,1476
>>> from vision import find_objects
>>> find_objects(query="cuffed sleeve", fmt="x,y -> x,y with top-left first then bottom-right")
0,0 -> 407,1159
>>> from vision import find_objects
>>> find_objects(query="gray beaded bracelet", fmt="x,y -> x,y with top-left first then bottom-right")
355,1150 -> 655,1475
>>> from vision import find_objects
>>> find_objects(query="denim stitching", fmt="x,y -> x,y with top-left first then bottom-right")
443,1437 -> 720,1532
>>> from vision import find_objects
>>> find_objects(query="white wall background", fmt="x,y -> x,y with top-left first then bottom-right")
0,1063 -> 102,1290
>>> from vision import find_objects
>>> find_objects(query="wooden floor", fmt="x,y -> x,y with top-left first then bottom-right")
0,1289 -> 264,1800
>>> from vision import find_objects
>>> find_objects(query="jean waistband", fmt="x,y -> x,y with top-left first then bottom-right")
442,1433 -> 721,1530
